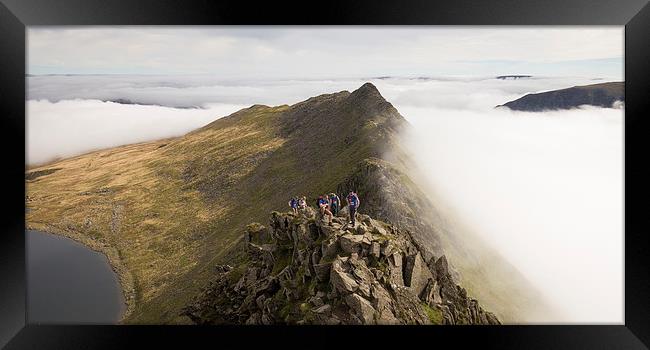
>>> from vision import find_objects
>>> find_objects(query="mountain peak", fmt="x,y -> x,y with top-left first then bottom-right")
349,82 -> 383,101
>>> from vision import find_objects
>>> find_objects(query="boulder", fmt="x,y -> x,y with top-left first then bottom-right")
345,293 -> 376,324
339,234 -> 364,254
330,258 -> 359,294
313,262 -> 332,282
313,304 -> 331,315
246,222 -> 271,244
419,278 -> 442,305
370,242 -> 381,258
403,253 -> 433,296
320,238 -> 339,262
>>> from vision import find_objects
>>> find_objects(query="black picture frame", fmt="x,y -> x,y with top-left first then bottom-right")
1,0 -> 649,348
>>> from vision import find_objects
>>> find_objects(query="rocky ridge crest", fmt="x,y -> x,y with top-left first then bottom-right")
183,209 -> 499,325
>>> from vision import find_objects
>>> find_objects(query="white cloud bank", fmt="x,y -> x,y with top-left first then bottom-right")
399,88 -> 623,324
26,99 -> 246,165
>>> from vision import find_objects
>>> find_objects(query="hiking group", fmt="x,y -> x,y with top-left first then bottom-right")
288,191 -> 360,227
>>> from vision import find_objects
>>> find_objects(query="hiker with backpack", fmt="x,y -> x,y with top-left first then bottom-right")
317,195 -> 333,225
298,196 -> 307,212
288,196 -> 298,214
346,191 -> 360,226
328,192 -> 341,216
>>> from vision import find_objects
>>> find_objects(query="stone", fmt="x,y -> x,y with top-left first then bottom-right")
311,249 -> 321,267
330,258 -> 359,294
345,293 -> 376,324
435,255 -> 449,277
339,234 -> 364,254
319,224 -> 337,237
391,252 -> 403,267
320,238 -> 339,262
309,296 -> 324,307
313,304 -> 331,314
313,262 -> 332,282
419,278 -> 442,305
246,312 -> 261,325
361,233 -> 373,246
381,241 -> 396,257
403,253 -> 433,296
370,242 -> 381,258
256,294 -> 267,309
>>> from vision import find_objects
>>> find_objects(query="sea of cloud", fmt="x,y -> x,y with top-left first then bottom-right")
27,75 -> 623,323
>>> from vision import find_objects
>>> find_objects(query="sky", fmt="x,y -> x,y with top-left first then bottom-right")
28,26 -> 623,79
26,27 -> 624,323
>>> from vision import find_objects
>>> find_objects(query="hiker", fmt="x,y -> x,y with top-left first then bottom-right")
346,191 -> 360,226
288,197 -> 298,214
328,192 -> 341,216
298,196 -> 307,212
317,195 -> 333,225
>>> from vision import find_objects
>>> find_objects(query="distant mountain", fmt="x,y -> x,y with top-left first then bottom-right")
496,75 -> 532,80
26,83 -> 543,324
496,82 -> 624,111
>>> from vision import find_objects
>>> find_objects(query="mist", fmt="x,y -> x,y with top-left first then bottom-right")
398,86 -> 623,324
26,99 -> 246,165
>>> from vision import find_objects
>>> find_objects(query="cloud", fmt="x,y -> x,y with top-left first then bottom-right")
399,89 -> 623,323
26,99 -> 246,165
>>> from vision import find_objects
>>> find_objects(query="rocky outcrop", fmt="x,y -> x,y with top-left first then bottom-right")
182,210 -> 499,325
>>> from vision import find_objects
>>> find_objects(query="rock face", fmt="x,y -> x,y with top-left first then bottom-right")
496,81 -> 624,111
182,210 -> 500,325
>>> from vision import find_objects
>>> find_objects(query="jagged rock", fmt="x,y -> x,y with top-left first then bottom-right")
420,278 -> 442,305
330,257 -> 359,294
215,264 -> 233,274
349,257 -> 374,299
320,238 -> 339,262
381,240 -> 396,258
345,293 -> 376,324
313,262 -> 332,282
309,296 -> 324,307
392,286 -> 430,325
370,241 -> 381,258
403,253 -> 433,296
183,211 -> 500,325
247,222 -> 271,244
435,255 -> 449,276
387,252 -> 405,286
319,224 -> 338,237
339,234 -> 364,254
313,304 -> 331,314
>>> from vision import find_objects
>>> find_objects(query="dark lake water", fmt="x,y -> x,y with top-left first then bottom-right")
27,230 -> 126,324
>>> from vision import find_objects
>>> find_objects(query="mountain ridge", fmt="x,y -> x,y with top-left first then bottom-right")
496,81 -> 624,111
183,209 -> 500,325
26,82 -> 539,323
